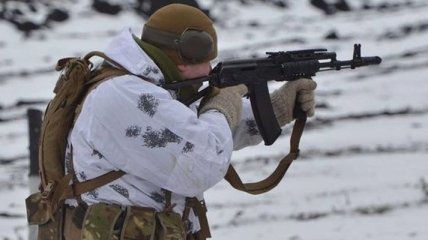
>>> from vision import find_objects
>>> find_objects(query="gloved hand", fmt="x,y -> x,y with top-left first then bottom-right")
198,85 -> 248,129
270,78 -> 317,126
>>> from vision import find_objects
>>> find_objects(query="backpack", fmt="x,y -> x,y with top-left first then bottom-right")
25,51 -> 129,238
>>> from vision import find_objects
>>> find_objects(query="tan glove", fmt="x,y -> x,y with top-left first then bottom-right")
199,85 -> 248,129
270,78 -> 317,126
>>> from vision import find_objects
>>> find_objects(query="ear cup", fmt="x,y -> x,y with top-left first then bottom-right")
141,4 -> 217,64
179,29 -> 213,63
141,25 -> 214,64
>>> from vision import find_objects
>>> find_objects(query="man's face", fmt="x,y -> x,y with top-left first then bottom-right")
178,61 -> 212,80
177,61 -> 212,91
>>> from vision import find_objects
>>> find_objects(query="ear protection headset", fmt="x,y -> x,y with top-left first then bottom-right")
141,24 -> 214,64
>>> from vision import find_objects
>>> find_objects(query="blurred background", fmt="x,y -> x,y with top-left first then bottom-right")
1,0 -> 427,239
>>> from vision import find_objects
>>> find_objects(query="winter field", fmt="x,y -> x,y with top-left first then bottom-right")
1,0 -> 428,239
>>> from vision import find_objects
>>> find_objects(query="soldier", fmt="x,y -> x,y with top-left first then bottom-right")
62,3 -> 316,240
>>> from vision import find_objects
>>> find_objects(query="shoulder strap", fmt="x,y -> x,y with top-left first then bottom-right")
45,60 -> 131,217
56,171 -> 126,203
85,50 -> 151,82
83,51 -> 128,74
224,118 -> 306,194
68,52 -> 151,197
73,65 -> 129,122
67,57 -> 139,193
68,64 -> 131,192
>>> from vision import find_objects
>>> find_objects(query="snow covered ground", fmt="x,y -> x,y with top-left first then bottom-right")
1,0 -> 427,239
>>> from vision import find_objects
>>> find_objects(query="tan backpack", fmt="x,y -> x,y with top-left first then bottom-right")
25,51 -> 129,238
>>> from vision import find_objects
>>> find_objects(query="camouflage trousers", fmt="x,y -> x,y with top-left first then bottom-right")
62,203 -> 202,240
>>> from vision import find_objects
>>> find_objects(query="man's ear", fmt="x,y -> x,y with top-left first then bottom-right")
177,64 -> 191,79
177,64 -> 189,73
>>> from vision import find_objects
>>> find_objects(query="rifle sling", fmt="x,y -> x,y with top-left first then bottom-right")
224,117 -> 306,194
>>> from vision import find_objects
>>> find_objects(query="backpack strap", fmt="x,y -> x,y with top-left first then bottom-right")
224,118 -> 306,194
83,51 -> 150,82
45,61 -> 131,219
73,65 -> 129,122
51,171 -> 126,209
66,64 -> 131,195
83,51 -> 129,75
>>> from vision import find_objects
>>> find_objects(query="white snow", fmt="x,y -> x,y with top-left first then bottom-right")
1,0 -> 427,239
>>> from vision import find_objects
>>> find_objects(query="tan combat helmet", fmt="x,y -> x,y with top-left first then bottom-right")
141,3 -> 217,65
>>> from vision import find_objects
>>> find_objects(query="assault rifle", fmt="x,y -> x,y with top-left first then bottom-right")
165,44 -> 382,145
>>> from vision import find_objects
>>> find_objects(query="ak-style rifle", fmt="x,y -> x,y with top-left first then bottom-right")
165,44 -> 382,145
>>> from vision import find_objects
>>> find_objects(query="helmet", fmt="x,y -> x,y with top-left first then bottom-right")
141,4 -> 217,65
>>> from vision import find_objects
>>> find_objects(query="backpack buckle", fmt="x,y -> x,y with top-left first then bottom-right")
41,180 -> 56,201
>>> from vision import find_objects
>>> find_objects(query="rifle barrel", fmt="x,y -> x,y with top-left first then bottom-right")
319,56 -> 382,70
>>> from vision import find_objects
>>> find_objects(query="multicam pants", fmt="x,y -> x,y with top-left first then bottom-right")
63,203 -> 191,240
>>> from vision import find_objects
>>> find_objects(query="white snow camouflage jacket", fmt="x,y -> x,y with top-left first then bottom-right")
65,29 -> 263,232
